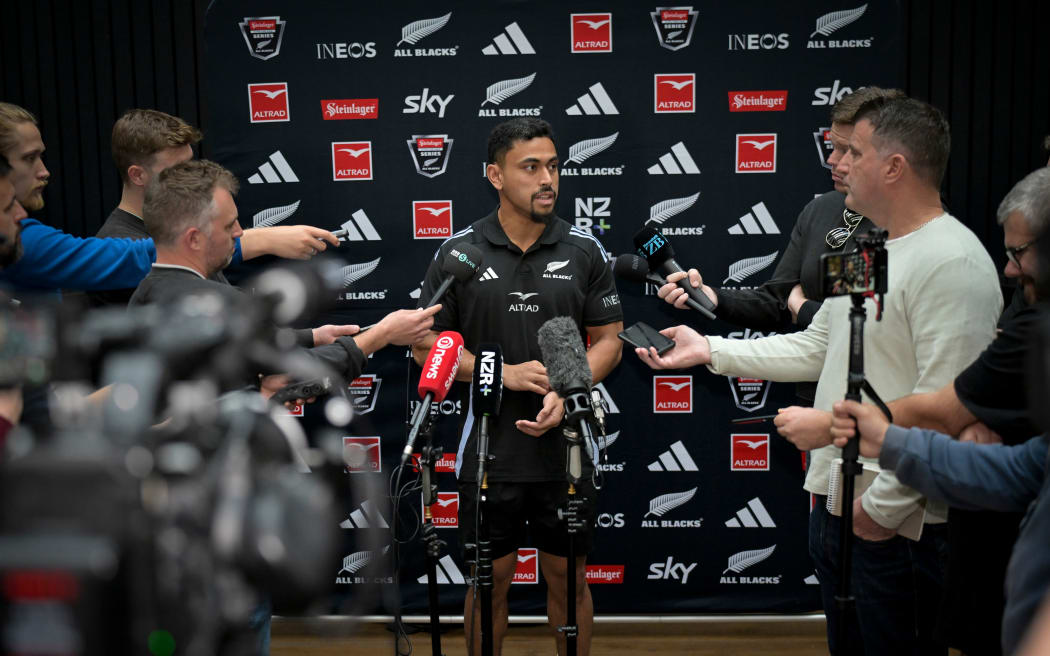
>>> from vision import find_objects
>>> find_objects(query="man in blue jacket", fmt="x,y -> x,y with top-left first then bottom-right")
0,101 -> 338,296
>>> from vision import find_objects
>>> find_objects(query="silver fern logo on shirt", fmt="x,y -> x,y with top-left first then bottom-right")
641,487 -> 703,528
560,132 -> 624,177
806,4 -> 873,49
720,545 -> 781,585
478,73 -> 542,118
542,260 -> 574,280
394,12 -> 458,57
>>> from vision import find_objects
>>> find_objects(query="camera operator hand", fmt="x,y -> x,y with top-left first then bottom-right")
354,304 -> 442,354
658,269 -> 719,310
774,406 -> 833,451
634,325 -> 710,369
312,323 -> 360,346
830,399 -> 890,459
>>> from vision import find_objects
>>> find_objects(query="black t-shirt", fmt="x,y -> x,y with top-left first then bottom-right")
953,304 -> 1040,444
418,210 -> 623,482
91,207 -> 229,307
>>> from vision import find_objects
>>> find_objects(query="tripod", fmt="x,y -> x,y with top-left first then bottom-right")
472,418 -> 495,656
835,291 -> 893,650
557,390 -> 594,656
417,415 -> 447,656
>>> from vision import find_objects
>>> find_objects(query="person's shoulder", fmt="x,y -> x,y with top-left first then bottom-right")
96,209 -> 147,240
798,191 -> 846,222
561,220 -> 609,262
429,215 -> 487,261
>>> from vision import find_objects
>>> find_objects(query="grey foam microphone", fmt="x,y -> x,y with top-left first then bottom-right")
537,317 -> 595,480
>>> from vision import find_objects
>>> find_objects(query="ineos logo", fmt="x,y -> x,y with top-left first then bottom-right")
436,335 -> 455,349
596,513 -> 625,528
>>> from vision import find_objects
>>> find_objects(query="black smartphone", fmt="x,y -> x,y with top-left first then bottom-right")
618,321 -> 675,355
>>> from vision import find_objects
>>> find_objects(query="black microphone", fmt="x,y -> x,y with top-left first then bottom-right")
537,317 -> 595,480
613,253 -> 712,316
425,243 -> 483,308
632,226 -> 717,320
471,343 -> 503,482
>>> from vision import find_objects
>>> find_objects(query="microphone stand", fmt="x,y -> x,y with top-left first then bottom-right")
836,291 -> 892,651
558,390 -> 594,656
473,415 -> 495,656
417,412 -> 446,656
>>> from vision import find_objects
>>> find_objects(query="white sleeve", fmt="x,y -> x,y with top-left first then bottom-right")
706,301 -> 831,382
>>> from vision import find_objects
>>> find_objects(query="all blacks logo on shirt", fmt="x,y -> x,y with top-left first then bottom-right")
541,260 -> 574,280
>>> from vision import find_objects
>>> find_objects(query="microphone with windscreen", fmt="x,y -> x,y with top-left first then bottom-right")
537,317 -> 595,481
632,226 -> 717,320
471,343 -> 503,482
402,330 -> 464,466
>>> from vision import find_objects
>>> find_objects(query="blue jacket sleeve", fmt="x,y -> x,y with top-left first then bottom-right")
0,220 -> 243,293
880,425 -> 1047,512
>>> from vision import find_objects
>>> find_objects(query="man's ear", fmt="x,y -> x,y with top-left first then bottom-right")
127,164 -> 149,188
486,162 -> 503,191
184,227 -> 203,252
883,153 -> 907,185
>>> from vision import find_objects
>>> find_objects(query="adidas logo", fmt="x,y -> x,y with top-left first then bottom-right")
479,267 -> 499,281
248,150 -> 299,184
725,497 -> 776,528
482,22 -> 535,55
566,82 -> 619,115
340,499 -> 390,529
418,554 -> 466,584
338,209 -> 381,241
647,440 -> 698,471
253,199 -> 300,228
728,202 -> 779,234
647,142 -> 700,175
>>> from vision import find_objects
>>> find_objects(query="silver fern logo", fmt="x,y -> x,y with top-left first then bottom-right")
806,4 -> 873,49
565,132 -> 619,164
481,73 -> 537,106
252,200 -> 300,228
723,545 -> 776,574
648,192 -> 700,225
342,258 -> 382,287
723,251 -> 778,284
398,13 -> 451,45
645,488 -> 698,518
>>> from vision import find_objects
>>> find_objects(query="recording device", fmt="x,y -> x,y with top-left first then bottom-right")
821,229 -> 888,298
537,317 -> 595,480
403,330 -> 464,465
613,254 -> 713,316
632,226 -> 717,320
331,228 -> 349,240
618,321 -> 675,356
471,343 -> 503,483
270,376 -> 333,404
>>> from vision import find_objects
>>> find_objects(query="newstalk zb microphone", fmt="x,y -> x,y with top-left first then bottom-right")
402,330 -> 464,466
632,226 -> 717,320
471,343 -> 503,482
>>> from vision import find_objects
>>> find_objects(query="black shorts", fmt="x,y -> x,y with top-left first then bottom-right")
457,478 -> 598,560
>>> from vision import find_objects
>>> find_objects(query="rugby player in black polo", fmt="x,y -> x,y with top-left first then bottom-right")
414,118 -> 623,656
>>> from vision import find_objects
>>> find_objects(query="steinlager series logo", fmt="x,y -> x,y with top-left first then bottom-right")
407,135 -> 453,178
239,16 -> 286,60
650,7 -> 699,51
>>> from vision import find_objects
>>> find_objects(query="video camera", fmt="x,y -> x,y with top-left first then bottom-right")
821,228 -> 889,298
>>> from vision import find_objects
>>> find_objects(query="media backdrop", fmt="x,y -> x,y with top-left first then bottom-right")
201,0 -> 908,615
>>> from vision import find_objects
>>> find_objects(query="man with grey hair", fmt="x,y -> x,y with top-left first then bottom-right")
129,159 -> 441,384
634,96 -> 1003,654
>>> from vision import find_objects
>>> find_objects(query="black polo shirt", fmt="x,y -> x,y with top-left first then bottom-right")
418,210 -> 622,483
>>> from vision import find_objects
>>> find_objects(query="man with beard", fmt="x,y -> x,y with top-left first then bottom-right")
0,102 -> 339,296
0,154 -> 29,440
413,118 -> 623,656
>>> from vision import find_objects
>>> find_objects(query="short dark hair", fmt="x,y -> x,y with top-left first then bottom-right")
144,159 -> 238,247
0,155 -> 10,179
855,97 -> 950,188
487,118 -> 554,165
112,109 -> 202,184
830,86 -> 906,125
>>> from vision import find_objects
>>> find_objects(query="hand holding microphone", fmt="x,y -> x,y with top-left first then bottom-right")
631,226 -> 717,320
402,330 -> 464,466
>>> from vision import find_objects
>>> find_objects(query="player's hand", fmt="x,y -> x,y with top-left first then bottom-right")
658,269 -> 718,310
516,391 -> 564,437
958,421 -> 1003,444
830,399 -> 889,459
853,498 -> 897,542
504,360 -> 550,395
634,325 -> 710,369
312,324 -> 360,346
774,406 -> 832,451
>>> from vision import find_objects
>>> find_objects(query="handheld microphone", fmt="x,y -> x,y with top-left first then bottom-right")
471,343 -> 504,482
537,317 -> 595,481
425,244 -> 483,309
613,253 -> 712,316
632,226 -> 717,320
402,331 -> 464,466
